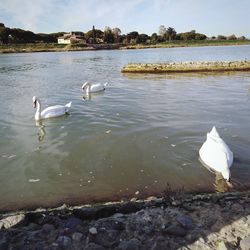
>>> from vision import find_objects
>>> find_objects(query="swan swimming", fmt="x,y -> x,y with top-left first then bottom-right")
82,81 -> 108,94
199,126 -> 233,181
32,96 -> 72,121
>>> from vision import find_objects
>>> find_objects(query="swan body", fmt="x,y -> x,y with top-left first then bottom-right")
82,81 -> 108,94
199,126 -> 233,181
33,96 -> 72,121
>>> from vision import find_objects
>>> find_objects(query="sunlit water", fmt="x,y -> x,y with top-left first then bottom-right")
1,45 -> 250,211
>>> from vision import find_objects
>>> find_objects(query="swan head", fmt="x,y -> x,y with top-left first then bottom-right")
221,168 -> 230,181
82,81 -> 89,90
32,96 -> 37,108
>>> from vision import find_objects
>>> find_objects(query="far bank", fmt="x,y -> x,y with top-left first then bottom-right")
1,40 -> 250,54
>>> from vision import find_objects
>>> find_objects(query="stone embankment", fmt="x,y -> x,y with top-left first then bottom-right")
1,191 -> 250,249
121,60 -> 250,73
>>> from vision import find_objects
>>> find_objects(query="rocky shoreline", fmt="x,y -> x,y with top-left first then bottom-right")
121,60 -> 250,73
1,191 -> 250,249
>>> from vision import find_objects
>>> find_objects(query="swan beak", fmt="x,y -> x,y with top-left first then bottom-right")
226,179 -> 233,188
33,100 -> 36,108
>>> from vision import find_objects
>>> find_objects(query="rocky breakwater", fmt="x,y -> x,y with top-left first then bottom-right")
121,60 -> 250,73
1,191 -> 250,249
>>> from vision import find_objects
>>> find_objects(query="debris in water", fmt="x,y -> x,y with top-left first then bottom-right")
8,154 -> 16,159
171,144 -> 176,147
105,130 -> 111,134
28,179 -> 40,183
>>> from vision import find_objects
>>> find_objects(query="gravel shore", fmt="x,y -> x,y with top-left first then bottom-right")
1,191 -> 250,249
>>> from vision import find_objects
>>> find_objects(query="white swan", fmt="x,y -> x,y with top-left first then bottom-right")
82,81 -> 108,94
199,126 -> 233,181
32,96 -> 72,121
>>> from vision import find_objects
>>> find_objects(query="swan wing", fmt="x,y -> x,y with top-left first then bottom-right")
41,105 -> 67,119
90,83 -> 105,92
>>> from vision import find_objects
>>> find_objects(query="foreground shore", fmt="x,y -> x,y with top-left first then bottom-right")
1,191 -> 250,249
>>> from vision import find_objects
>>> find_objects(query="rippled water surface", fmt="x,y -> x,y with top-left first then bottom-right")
1,46 -> 250,210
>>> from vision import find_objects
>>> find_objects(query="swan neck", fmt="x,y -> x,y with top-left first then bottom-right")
86,85 -> 90,94
35,99 -> 42,120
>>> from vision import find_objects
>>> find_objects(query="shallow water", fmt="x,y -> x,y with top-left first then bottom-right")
0,45 -> 250,211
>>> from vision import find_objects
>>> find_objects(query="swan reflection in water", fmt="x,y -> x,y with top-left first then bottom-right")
214,173 -> 231,193
35,121 -> 46,142
82,91 -> 105,101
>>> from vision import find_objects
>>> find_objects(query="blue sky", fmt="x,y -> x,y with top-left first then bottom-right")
0,0 -> 249,37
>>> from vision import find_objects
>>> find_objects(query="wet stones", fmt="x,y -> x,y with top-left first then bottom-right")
121,60 -> 250,73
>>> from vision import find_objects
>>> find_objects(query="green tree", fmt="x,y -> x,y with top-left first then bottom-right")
150,33 -> 159,44
217,35 -> 227,40
137,33 -> 149,44
126,31 -> 139,44
166,27 -> 177,41
85,29 -> 103,41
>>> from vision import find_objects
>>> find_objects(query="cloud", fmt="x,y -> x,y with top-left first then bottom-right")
0,0 -> 148,32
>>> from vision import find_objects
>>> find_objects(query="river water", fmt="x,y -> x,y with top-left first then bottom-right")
0,45 -> 250,211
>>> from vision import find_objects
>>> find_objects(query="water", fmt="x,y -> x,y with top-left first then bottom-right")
1,45 -> 250,211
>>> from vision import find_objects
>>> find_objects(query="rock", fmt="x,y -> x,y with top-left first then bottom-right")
240,237 -> 250,250
164,224 -> 187,236
117,238 -> 142,250
94,218 -> 125,230
0,214 -> 26,229
150,236 -> 169,250
217,241 -> 228,250
231,203 -> 244,213
84,242 -> 105,250
112,213 -> 125,219
65,217 -> 82,229
94,229 -> 120,248
56,235 -> 72,248
72,232 -> 83,242
176,215 -> 194,229
204,215 -> 218,228
41,223 -> 54,233
89,227 -> 98,235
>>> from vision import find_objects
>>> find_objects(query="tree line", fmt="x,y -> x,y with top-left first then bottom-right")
0,23 -> 247,45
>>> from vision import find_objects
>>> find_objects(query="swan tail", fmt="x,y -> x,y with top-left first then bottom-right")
65,101 -> 72,112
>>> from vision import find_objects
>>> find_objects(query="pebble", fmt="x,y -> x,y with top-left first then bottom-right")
89,227 -> 98,235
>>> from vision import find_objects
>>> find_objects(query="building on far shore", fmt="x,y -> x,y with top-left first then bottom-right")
57,32 -> 85,44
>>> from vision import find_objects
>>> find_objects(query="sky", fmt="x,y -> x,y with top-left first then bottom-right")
0,0 -> 250,38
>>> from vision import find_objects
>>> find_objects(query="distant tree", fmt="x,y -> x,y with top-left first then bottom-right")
150,33 -> 159,44
112,27 -> 121,43
0,23 -> 5,28
227,34 -> 237,40
195,33 -> 207,40
178,30 -> 198,40
238,36 -> 246,40
217,35 -> 227,40
103,26 -> 115,43
137,33 -> 149,44
85,29 -> 104,41
158,25 -> 166,37
126,31 -> 139,44
166,27 -> 177,41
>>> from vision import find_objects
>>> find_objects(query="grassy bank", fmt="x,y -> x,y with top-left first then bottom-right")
1,40 -> 250,53
0,43 -> 94,53
124,39 -> 250,49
